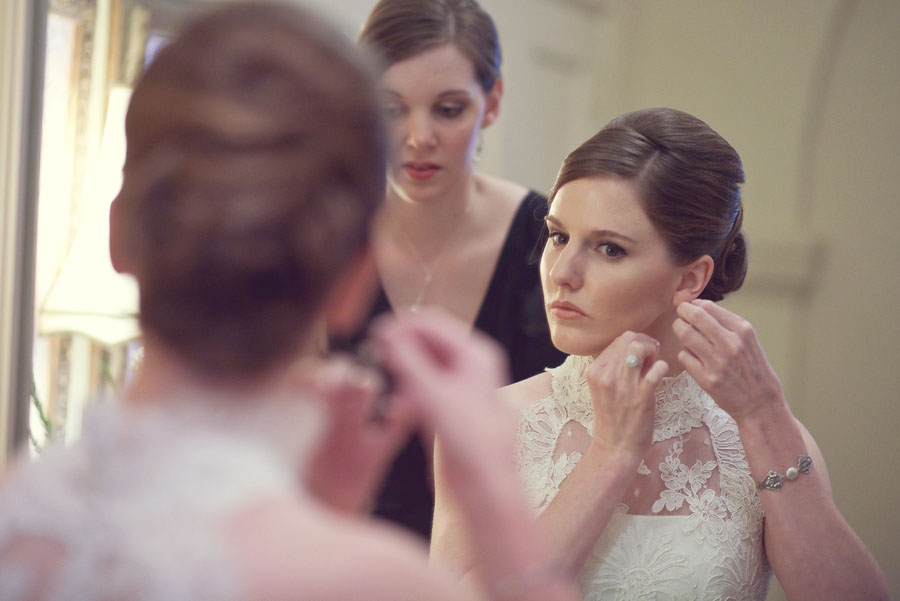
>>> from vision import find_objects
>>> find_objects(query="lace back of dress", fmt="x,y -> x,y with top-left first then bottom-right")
0,399 -> 315,601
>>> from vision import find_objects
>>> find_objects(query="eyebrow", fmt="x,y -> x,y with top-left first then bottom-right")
544,215 -> 638,244
379,89 -> 472,100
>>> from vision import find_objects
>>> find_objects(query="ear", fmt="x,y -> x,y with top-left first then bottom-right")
323,244 -> 379,337
480,78 -> 503,129
108,196 -> 131,274
672,254 -> 714,306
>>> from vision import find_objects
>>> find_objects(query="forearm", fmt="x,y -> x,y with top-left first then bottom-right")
535,446 -> 639,575
431,434 -> 582,601
737,405 -> 889,601
446,453 -> 582,601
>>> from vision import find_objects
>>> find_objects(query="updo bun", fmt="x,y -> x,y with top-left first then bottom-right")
550,107 -> 747,301
115,2 -> 385,377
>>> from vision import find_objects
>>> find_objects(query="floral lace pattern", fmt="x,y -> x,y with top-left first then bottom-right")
515,355 -> 771,600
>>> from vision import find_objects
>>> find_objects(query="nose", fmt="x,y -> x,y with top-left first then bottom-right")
546,244 -> 583,291
406,111 -> 436,150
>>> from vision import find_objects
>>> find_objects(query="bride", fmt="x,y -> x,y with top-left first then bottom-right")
0,4 -> 580,601
431,107 -> 889,601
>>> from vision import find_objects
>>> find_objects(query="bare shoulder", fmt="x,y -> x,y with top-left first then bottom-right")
499,370 -> 553,413
230,498 -> 464,601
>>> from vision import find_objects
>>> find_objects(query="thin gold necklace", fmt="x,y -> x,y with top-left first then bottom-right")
396,200 -> 471,313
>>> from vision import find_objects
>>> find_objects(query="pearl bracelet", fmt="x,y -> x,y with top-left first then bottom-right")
756,455 -> 812,491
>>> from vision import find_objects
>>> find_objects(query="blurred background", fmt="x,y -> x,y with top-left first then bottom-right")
1,1 -> 897,598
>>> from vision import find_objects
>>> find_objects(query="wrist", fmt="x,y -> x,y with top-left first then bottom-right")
585,438 -> 643,468
490,558 -> 576,601
732,393 -> 793,434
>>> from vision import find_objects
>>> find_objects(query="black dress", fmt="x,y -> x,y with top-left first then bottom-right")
334,191 -> 566,539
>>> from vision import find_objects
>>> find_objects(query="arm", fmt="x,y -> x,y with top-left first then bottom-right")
674,299 -> 890,601
373,310 -> 581,601
233,498 -> 488,601
293,354 -> 418,514
432,331 -> 668,579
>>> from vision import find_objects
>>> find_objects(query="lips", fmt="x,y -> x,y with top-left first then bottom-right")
404,162 -> 440,181
549,300 -> 586,319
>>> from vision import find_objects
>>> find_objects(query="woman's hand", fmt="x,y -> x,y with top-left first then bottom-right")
585,331 -> 668,461
298,354 -> 419,514
673,299 -> 785,423
370,310 -> 514,492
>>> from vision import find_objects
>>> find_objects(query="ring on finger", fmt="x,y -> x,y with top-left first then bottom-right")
625,354 -> 640,368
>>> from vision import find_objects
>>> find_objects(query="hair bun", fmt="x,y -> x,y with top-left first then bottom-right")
701,207 -> 747,302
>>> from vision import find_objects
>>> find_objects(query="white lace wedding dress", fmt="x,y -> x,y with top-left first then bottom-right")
516,355 -> 772,600
0,396 -> 321,601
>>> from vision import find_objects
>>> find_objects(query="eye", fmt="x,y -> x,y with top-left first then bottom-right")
434,102 -> 465,118
381,104 -> 405,120
598,243 -> 626,258
547,230 -> 568,246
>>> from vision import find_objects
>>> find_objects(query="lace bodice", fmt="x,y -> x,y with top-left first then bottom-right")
0,397 -> 321,601
515,355 -> 771,600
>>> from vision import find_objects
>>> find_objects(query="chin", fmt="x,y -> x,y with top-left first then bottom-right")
549,329 -> 610,358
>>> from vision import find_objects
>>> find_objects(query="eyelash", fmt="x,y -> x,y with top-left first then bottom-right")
435,103 -> 465,118
599,243 -> 626,258
547,230 -> 568,246
380,102 -> 467,121
546,229 -> 627,259
382,105 -> 404,119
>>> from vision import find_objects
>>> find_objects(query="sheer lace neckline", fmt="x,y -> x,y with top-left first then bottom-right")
514,353 -> 771,600
547,355 -> 706,443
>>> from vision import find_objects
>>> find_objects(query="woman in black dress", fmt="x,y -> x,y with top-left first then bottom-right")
335,0 -> 565,539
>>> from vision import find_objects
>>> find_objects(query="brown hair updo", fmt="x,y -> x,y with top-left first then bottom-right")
550,107 -> 747,301
359,0 -> 501,92
115,2 -> 385,378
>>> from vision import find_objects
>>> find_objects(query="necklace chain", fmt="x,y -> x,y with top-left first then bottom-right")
396,201 -> 470,312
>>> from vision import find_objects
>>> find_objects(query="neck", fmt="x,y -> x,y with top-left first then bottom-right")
124,334 -> 316,409
586,312 -> 687,378
123,334 -> 325,469
646,311 -> 687,377
380,171 -> 480,253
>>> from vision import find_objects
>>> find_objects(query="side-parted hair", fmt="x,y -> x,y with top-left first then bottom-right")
115,2 -> 386,377
550,107 -> 747,301
359,0 -> 501,92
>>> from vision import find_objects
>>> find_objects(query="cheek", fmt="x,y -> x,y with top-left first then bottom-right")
449,116 -> 483,153
386,124 -> 406,158
538,247 -> 554,291
588,267 -> 674,319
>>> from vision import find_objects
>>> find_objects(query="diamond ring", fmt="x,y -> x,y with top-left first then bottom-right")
625,354 -> 640,368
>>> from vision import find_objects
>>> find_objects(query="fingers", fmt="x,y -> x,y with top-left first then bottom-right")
371,309 -> 507,392
626,340 -> 659,375
691,298 -> 747,331
675,301 -> 720,343
600,331 -> 660,375
643,358 -> 669,385
676,299 -> 755,344
672,315 -> 715,362
588,331 -> 664,397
